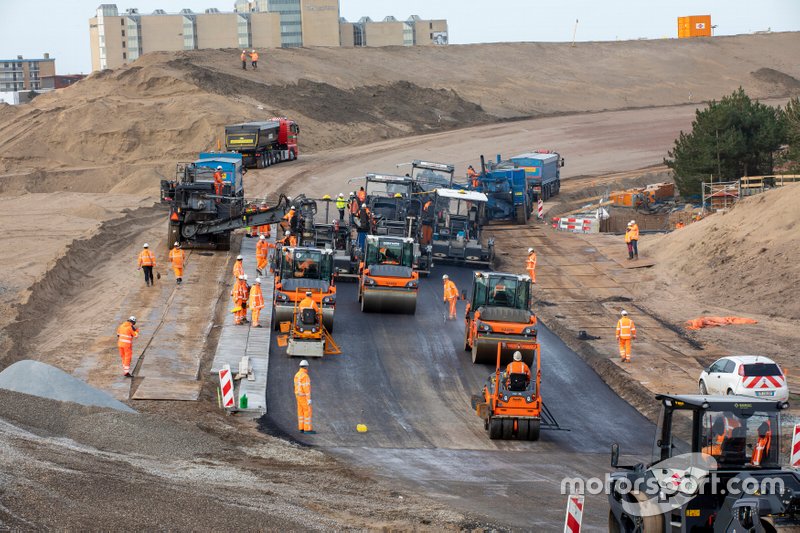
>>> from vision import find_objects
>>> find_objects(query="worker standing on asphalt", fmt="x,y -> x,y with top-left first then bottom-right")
335,193 -> 347,221
137,243 -> 156,287
233,254 -> 245,279
249,277 -> 265,328
504,351 -> 531,385
442,274 -> 459,320
250,49 -> 259,69
615,309 -> 636,363
256,235 -> 269,276
629,220 -> 639,260
213,166 -> 224,199
526,247 -> 537,284
294,360 -> 313,433
116,316 -> 138,377
232,274 -> 249,325
168,242 -> 185,285
625,222 -> 634,260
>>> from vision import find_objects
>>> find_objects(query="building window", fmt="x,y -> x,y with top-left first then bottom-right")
122,29 -> 125,36
121,19 -> 124,25
429,22 -> 433,29
123,52 -> 127,59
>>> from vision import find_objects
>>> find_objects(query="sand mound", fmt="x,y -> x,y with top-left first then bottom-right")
647,183 -> 800,319
0,360 -> 135,412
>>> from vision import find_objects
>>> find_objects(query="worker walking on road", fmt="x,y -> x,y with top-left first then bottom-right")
232,274 -> 249,325
526,247 -> 537,284
504,351 -> 531,386
137,243 -> 156,286
629,220 -> 639,259
335,193 -> 347,221
442,274 -> 459,320
249,277 -> 265,328
250,49 -> 259,69
233,254 -> 245,279
615,309 -> 636,363
168,242 -> 185,285
240,50 -> 247,70
116,316 -> 139,377
256,235 -> 270,276
294,360 -> 314,433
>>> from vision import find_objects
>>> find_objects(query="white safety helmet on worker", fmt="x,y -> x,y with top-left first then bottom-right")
259,234 -> 266,240
237,255 -> 243,260
128,316 -> 137,323
238,275 -> 245,280
442,274 -> 449,280
305,291 -> 312,296
216,166 -> 222,170
174,241 -> 180,247
254,277 -> 261,284
621,310 -> 628,316
528,248 -> 534,253
285,231 -> 290,236
143,243 -> 149,248
299,360 -> 309,367
513,351 -> 522,362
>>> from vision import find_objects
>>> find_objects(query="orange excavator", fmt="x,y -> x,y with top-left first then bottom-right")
463,271 -> 537,365
472,341 -> 542,440
358,235 -> 418,314
273,246 -> 336,332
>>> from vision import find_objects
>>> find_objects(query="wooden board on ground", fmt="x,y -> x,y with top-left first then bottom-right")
132,377 -> 202,400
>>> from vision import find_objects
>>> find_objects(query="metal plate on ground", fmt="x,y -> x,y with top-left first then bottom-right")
131,378 -> 203,400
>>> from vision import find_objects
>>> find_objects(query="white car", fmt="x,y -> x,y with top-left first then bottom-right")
699,355 -> 789,402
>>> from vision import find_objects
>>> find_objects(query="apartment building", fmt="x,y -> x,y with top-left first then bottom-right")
339,15 -> 448,47
0,54 -> 56,93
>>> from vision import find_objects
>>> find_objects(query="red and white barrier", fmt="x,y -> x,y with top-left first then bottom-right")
537,199 -> 544,220
564,494 -> 584,533
791,424 -> 800,468
219,364 -> 235,408
553,216 -> 599,234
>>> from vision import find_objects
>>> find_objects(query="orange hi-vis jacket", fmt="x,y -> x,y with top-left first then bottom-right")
116,321 -> 138,348
168,247 -> 185,266
250,51 -> 259,61
240,51 -> 247,62
752,433 -> 771,466
138,249 -> 156,267
629,224 -> 640,240
616,317 -> 636,339
357,189 -> 366,203
248,284 -> 265,310
233,260 -> 245,279
443,280 -> 459,301
505,360 -> 531,378
298,296 -> 320,312
526,251 -> 537,271
349,198 -> 359,215
213,170 -> 224,184
294,368 -> 310,399
256,240 -> 269,260
232,279 -> 249,303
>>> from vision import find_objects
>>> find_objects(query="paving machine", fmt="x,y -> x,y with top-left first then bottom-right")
430,187 -> 494,265
609,394 -> 800,532
471,341 -> 542,441
358,235 -> 418,314
273,246 -> 336,332
464,271 -> 537,365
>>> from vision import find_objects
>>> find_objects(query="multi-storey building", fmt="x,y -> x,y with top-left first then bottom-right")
0,54 -> 56,93
339,15 -> 448,47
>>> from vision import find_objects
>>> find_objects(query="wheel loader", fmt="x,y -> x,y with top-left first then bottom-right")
357,235 -> 418,314
273,246 -> 336,332
608,394 -> 800,532
463,271 -> 537,365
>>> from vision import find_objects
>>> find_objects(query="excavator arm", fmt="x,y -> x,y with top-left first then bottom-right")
185,194 -> 300,237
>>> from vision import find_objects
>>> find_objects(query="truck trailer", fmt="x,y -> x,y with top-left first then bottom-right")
502,150 -> 564,202
224,117 -> 299,169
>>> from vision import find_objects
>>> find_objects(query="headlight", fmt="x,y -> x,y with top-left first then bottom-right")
405,280 -> 418,288
522,327 -> 537,336
311,327 -> 317,333
298,327 -> 305,333
322,295 -> 336,304
275,292 -> 288,302
478,321 -> 492,333
526,396 -> 532,402
363,277 -> 376,286
503,395 -> 508,401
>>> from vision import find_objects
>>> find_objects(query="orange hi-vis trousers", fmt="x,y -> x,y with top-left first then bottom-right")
618,338 -> 632,361
251,308 -> 261,327
527,268 -> 536,284
296,397 -> 312,431
447,297 -> 457,319
118,345 -> 132,374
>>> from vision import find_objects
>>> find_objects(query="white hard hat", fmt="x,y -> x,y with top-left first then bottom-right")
237,255 -> 243,260
174,241 -> 180,247
242,274 -> 248,280
621,310 -> 628,316
630,220 -> 636,225
128,316 -> 137,323
528,248 -> 534,253
627,222 -> 633,227
349,191 -> 355,196
252,49 -> 256,53
254,277 -> 261,284
442,274 -> 449,279
513,351 -> 522,362
238,275 -> 245,280
143,243 -> 149,248
284,231 -> 290,237
290,205 -> 296,210
338,193 -> 344,197
299,360 -> 309,367
259,234 -> 266,240
305,291 -> 312,296
216,166 -> 222,170
361,203 -> 367,208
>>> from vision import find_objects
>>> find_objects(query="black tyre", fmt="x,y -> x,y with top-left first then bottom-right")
699,380 -> 708,395
515,205 -> 526,224
256,154 -> 264,169
488,417 -> 503,440
501,418 -> 514,440
518,419 -> 530,440
463,327 -> 471,352
528,419 -> 540,441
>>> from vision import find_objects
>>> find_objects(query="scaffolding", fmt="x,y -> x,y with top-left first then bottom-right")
739,175 -> 800,197
701,180 -> 740,213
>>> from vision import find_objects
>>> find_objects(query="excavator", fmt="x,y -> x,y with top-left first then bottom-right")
273,246 -> 336,332
463,271 -> 537,365
358,235 -> 418,314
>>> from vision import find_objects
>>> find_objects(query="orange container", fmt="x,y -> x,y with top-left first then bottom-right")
678,15 -> 712,38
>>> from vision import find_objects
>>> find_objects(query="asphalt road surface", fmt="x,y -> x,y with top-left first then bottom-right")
265,265 -> 653,529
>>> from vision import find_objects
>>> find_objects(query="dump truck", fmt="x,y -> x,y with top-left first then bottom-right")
430,188 -> 494,265
608,393 -> 800,532
464,271 -> 537,365
273,246 -> 336,332
224,117 -> 299,169
358,235 -> 418,314
500,150 -> 565,202
472,155 -> 532,224
471,341 -> 542,441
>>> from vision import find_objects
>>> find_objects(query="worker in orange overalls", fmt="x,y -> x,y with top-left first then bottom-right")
249,49 -> 259,69
675,221 -> 685,230
281,206 -> 296,232
504,351 -> 531,387
168,241 -> 185,285
213,166 -> 225,199
298,290 -> 320,313
232,274 -> 249,325
629,220 -> 640,260
249,277 -> 265,328
280,231 -> 297,247
240,50 -> 248,70
137,243 -> 156,286
467,165 -> 479,189
294,359 -> 313,433
116,316 -> 139,377
615,309 -> 636,363
702,417 -> 726,456
526,247 -> 537,284
348,193 -> 359,225
442,274 -> 459,320
421,199 -> 434,245
356,186 -> 366,204
233,254 -> 245,279
256,235 -> 270,276
752,421 -> 772,466
250,222 -> 271,238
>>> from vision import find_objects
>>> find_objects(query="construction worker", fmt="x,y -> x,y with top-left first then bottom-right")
358,203 -> 373,233
116,316 -> 138,377
504,351 -> 531,386
526,247 -> 537,284
335,193 -> 347,221
294,360 -> 313,433
282,205 -> 296,232
348,192 -> 359,225
467,165 -> 479,188
629,220 -> 639,259
625,222 -> 635,260
249,277 -> 265,328
256,235 -> 270,276
702,417 -> 726,456
250,49 -> 259,69
251,222 -> 271,239
615,310 -> 636,363
379,247 -> 399,265
168,242 -> 185,285
137,243 -> 156,286
213,166 -> 225,199
442,274 -> 459,320
298,290 -> 320,313
675,221 -> 685,230
356,186 -> 366,204
233,254 -> 245,279
752,421 -> 771,466
240,50 -> 247,70
421,199 -> 434,245
232,274 -> 249,325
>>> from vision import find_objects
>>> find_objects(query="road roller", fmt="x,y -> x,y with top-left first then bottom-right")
358,235 -> 418,314
471,341 -> 541,441
286,302 -> 325,358
273,246 -> 336,332
463,271 -> 537,365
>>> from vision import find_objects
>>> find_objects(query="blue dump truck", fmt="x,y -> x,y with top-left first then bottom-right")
476,155 -> 532,224
498,150 -> 565,202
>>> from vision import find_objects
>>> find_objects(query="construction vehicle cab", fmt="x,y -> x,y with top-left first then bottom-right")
273,247 -> 336,332
358,235 -> 418,314
410,160 -> 455,190
464,271 -> 537,365
471,155 -> 532,224
431,188 -> 494,265
609,394 -> 800,532
471,341 -> 542,441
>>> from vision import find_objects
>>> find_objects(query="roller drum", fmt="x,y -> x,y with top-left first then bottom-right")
361,289 -> 417,314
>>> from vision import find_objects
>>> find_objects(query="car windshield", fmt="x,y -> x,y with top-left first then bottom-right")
698,409 -> 780,468
474,275 -> 530,310
743,363 -> 782,377
279,250 -> 330,280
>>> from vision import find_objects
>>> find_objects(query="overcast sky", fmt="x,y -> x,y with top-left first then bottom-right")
0,0 -> 798,74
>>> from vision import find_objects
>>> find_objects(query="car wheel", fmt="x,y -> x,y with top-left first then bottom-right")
727,388 -> 734,396
699,381 -> 708,395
